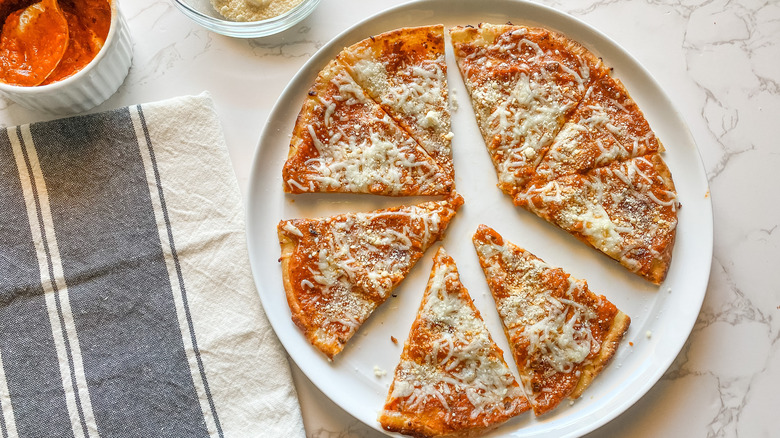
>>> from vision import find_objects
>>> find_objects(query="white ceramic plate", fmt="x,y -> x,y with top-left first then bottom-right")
246,0 -> 713,436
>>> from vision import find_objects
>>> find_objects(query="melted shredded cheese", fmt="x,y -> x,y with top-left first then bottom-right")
388,252 -> 523,420
516,155 -> 678,280
288,64 -> 447,195
348,55 -> 452,164
535,75 -> 665,182
474,235 -> 599,405
460,29 -> 590,189
282,222 -> 303,237
287,200 -> 458,350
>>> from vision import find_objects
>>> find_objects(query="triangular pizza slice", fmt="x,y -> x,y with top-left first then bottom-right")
379,247 -> 529,437
338,24 -> 454,180
282,58 -> 452,196
514,155 -> 679,284
277,194 -> 463,359
472,225 -> 631,416
450,23 -> 609,195
532,74 -> 665,184
451,23 -> 679,283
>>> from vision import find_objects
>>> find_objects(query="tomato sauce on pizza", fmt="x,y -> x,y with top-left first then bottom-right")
277,195 -> 463,359
473,225 -> 630,415
380,247 -> 528,437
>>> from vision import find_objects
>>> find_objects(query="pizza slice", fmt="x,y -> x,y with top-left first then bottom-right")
282,58 -> 452,196
379,247 -> 529,437
277,194 -> 463,359
514,154 -> 679,284
338,25 -> 454,179
472,225 -> 631,416
450,23 -> 609,195
532,74 -> 664,184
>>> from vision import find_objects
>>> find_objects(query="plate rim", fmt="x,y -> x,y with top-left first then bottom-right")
245,0 -> 714,436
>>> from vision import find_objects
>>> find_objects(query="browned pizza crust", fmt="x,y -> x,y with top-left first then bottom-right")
282,25 -> 454,196
277,195 -> 463,359
472,225 -> 630,415
516,154 -> 678,284
451,23 -> 679,284
379,247 -> 528,437
450,23 -> 609,195
570,309 -> 631,399
338,25 -> 454,180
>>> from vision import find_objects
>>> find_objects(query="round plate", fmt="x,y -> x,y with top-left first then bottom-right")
246,0 -> 713,436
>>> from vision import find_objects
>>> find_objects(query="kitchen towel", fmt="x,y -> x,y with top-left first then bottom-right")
0,93 -> 305,437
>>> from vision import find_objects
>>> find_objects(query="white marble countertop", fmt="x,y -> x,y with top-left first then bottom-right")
1,0 -> 777,436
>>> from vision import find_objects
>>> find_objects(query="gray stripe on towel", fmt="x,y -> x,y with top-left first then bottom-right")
0,129 -> 74,438
136,105 -> 224,437
28,109 -> 210,437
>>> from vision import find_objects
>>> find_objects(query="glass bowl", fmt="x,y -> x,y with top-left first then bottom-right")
174,0 -> 322,38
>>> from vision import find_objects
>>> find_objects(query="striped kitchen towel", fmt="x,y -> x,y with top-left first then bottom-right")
0,93 -> 304,438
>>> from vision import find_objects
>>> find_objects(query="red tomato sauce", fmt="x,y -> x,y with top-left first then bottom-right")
0,0 -> 111,87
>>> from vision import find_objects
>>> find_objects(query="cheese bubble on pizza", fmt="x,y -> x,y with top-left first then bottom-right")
277,194 -> 463,359
283,25 -> 454,196
379,247 -> 529,437
473,225 -> 631,416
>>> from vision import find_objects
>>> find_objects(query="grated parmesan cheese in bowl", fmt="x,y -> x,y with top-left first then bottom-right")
211,0 -> 304,22
174,0 -> 321,38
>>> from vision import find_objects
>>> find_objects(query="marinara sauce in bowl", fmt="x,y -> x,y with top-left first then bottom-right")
0,0 -> 132,114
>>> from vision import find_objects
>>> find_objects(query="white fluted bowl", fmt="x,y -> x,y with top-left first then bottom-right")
0,0 -> 133,115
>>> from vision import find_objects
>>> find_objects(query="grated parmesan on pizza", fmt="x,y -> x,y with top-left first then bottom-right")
273,21 -> 685,434
516,155 -> 678,284
379,247 -> 528,437
338,25 -> 454,179
277,195 -> 463,359
533,74 -> 665,184
450,23 -> 609,195
473,225 -> 631,416
283,25 -> 454,196
451,23 -> 679,284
